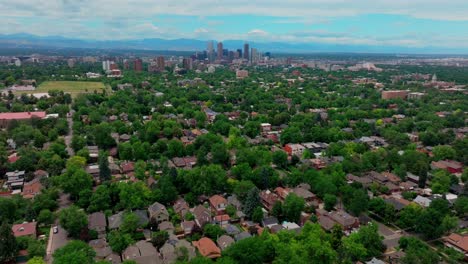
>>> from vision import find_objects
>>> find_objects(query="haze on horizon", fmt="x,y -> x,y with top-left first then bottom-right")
1,0 -> 468,52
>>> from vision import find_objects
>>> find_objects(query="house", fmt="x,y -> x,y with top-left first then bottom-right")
366,257 -> 386,264
193,205 -> 212,228
148,202 -> 169,223
121,162 -> 135,174
274,187 -> 290,201
12,222 -> 37,238
431,160 -> 464,174
346,174 -> 373,187
105,253 -> 122,264
5,170 -> 25,190
283,143 -> 306,157
134,210 -> 149,227
383,196 -> 411,211
382,172 -> 401,184
89,238 -> 112,260
443,233 -> 468,259
414,195 -> 432,207
108,211 -> 124,230
224,224 -> 241,235
317,209 -> 359,231
0,112 -> 46,129
88,212 -> 107,236
181,220 -> 196,236
227,195 -> 242,210
260,123 -> 272,133
328,210 -> 359,230
262,216 -> 279,228
217,235 -> 235,251
292,186 -> 317,203
214,214 -> 230,227
174,198 -> 190,218
209,195 -> 227,215
368,171 -> 388,184
192,237 -> 221,259
158,221 -> 175,233
122,241 -> 162,264
259,190 -> 280,211
235,231 -> 252,241
22,180 -> 42,199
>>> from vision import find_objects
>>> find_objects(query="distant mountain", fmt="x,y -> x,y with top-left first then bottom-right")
0,33 -> 466,54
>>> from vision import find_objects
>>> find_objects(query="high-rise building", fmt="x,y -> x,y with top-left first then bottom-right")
183,58 -> 193,70
217,42 -> 223,60
237,49 -> 242,58
251,48 -> 258,63
243,43 -> 249,60
134,59 -> 143,72
102,60 -> 111,71
154,56 -> 164,71
207,41 -> 215,62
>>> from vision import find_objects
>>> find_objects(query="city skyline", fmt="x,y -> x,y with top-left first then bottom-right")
1,1 -> 468,53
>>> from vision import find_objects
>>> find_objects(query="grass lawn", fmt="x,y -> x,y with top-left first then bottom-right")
18,81 -> 109,98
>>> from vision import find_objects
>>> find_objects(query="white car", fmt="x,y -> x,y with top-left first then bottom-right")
53,226 -> 58,234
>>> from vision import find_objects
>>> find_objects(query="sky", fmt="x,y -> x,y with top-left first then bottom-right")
1,0 -> 468,50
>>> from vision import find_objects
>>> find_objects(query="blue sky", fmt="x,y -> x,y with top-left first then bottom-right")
1,0 -> 468,50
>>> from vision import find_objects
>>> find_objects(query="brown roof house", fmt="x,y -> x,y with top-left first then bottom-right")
88,212 -> 107,237
193,237 -> 221,259
193,205 -> 212,228
209,195 -> 227,216
12,222 -> 37,238
174,198 -> 190,218
148,202 -> 169,224
217,235 -> 235,251
443,233 -> 468,260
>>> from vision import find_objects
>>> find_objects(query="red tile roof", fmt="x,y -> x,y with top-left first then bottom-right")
209,195 -> 227,208
444,233 -> 468,253
22,181 -> 42,199
0,112 -> 46,120
193,237 -> 221,258
12,222 -> 37,237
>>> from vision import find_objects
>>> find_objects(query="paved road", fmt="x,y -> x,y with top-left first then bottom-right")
46,225 -> 69,263
46,193 -> 72,263
64,109 -> 74,157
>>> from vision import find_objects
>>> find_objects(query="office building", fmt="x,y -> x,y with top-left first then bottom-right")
244,43 -> 249,60
134,59 -> 143,72
217,42 -> 223,60
183,58 -> 193,70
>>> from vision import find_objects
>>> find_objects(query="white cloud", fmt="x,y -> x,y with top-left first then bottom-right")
194,28 -> 209,33
248,29 -> 268,37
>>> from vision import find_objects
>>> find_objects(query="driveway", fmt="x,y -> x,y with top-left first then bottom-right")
46,225 -> 69,263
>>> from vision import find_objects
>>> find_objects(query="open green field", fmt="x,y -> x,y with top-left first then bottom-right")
17,81 -> 109,97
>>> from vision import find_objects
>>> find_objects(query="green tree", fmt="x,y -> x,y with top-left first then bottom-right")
252,207 -> 264,223
120,212 -> 139,234
108,230 -> 133,254
37,209 -> 55,226
27,256 -> 46,264
243,187 -> 261,218
432,145 -> 456,161
98,151 -> 111,182
431,170 -> 451,194
87,185 -> 111,213
283,193 -> 305,223
203,224 -> 225,240
324,194 -> 337,211
0,222 -> 17,263
272,151 -> 288,169
454,196 -> 468,216
59,206 -> 88,239
53,240 -> 95,264
150,231 -> 169,250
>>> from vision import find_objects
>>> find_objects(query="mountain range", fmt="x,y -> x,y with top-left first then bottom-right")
0,33 -> 466,55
